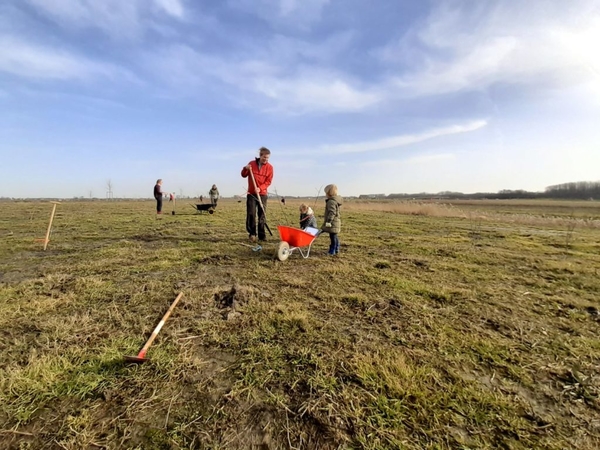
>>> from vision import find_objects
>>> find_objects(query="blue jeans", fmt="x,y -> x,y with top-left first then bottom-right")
328,233 -> 339,255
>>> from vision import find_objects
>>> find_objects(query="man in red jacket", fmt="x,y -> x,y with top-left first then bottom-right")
241,147 -> 273,242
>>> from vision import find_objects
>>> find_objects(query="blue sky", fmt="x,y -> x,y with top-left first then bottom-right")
1,0 -> 599,198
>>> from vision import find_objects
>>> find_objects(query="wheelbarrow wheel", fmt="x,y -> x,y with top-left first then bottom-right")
209,208 -> 214,214
277,241 -> 290,261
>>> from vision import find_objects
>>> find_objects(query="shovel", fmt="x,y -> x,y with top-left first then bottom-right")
124,292 -> 184,363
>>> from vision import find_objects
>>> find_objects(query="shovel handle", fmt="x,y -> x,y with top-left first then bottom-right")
247,169 -> 273,236
138,292 -> 184,358
248,169 -> 266,213
43,203 -> 59,251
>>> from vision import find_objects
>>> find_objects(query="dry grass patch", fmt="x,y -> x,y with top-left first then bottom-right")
0,199 -> 599,449
346,200 -> 465,217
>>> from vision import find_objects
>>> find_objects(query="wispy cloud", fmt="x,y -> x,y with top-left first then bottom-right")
0,36 -> 135,81
320,120 -> 487,154
144,44 -> 380,113
23,0 -> 185,38
154,0 -> 185,18
379,0 -> 600,97
253,68 -> 380,114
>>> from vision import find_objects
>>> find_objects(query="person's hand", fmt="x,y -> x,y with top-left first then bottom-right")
255,187 -> 261,194
245,164 -> 252,171
325,222 -> 332,228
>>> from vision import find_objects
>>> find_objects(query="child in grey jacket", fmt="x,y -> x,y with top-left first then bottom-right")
321,184 -> 342,255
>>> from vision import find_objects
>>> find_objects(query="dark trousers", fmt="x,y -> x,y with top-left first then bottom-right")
211,198 -> 218,207
155,196 -> 163,213
329,233 -> 340,254
246,194 -> 268,239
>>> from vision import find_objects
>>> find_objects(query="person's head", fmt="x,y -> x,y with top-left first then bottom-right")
258,147 -> 271,165
156,179 -> 162,185
324,184 -> 338,198
299,203 -> 309,214
212,184 -> 217,189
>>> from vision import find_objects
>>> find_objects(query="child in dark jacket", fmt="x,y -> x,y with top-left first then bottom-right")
299,203 -> 318,230
321,184 -> 342,255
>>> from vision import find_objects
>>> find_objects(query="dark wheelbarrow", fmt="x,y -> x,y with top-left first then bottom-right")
190,203 -> 216,214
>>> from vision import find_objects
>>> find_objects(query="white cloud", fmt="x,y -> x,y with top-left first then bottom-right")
253,69 -> 380,114
25,0 -> 141,37
320,120 -> 487,154
153,0 -> 185,18
23,0 -> 185,38
380,0 -> 600,98
0,36 -> 133,81
144,44 -> 380,113
554,16 -> 600,80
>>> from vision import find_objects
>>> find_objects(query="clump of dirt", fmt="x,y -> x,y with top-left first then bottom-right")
214,285 -> 258,320
215,285 -> 237,308
214,285 -> 257,309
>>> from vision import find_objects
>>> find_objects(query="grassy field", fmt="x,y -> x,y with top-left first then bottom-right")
1,198 -> 599,449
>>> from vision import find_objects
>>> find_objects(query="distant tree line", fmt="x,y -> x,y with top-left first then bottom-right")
544,181 -> 600,200
360,180 -> 600,201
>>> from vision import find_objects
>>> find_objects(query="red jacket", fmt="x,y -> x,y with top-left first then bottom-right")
241,159 -> 273,195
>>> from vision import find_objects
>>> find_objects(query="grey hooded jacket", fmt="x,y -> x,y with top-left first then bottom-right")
321,195 -> 342,234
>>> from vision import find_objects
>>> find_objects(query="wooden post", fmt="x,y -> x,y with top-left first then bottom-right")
43,202 -> 60,250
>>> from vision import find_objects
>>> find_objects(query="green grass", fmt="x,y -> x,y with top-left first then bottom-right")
0,198 -> 599,449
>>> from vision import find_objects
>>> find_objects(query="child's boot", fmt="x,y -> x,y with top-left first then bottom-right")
328,244 -> 335,256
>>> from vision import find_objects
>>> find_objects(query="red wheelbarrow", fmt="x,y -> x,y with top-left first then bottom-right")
276,225 -> 321,261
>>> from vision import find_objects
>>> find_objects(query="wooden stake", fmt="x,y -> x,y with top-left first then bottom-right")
43,202 -> 60,250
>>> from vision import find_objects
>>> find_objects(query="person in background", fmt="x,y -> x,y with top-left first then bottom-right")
299,203 -> 317,230
321,184 -> 342,255
241,147 -> 273,242
209,184 -> 220,207
154,179 -> 164,216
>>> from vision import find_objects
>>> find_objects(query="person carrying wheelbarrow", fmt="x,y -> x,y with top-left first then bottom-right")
241,147 -> 273,243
